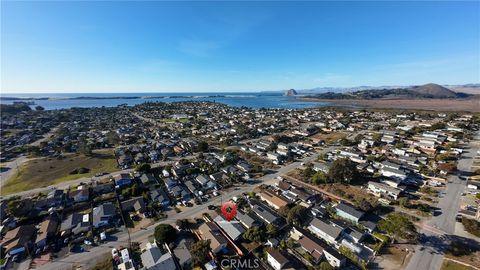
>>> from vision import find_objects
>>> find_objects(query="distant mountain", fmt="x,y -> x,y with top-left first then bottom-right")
307,83 -> 473,100
261,83 -> 479,96
284,89 -> 298,96
410,83 -> 458,98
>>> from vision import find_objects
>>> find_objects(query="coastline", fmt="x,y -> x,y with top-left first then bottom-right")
299,97 -> 480,112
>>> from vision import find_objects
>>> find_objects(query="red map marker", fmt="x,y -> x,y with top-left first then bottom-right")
221,201 -> 237,221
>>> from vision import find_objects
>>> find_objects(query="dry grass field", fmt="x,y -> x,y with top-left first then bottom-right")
1,150 -> 118,195
302,98 -> 480,112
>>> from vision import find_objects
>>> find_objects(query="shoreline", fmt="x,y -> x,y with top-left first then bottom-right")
299,97 -> 480,112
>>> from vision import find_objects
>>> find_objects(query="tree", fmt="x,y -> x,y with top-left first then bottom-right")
189,239 -> 211,266
266,223 -> 278,237
372,133 -> 382,145
135,163 -> 151,173
194,141 -> 209,152
154,224 -> 176,244
106,131 -> 121,145
311,171 -> 328,185
328,158 -> 360,184
378,212 -> 417,241
319,261 -> 334,270
340,138 -> 355,146
7,199 -> 29,218
287,205 -> 308,226
399,197 -> 410,208
131,183 -> 141,196
303,166 -> 315,178
78,140 -> 92,156
244,226 -> 265,243
357,199 -> 374,212
176,219 -> 191,230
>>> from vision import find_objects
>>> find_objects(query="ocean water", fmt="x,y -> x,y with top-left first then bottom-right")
0,92 -> 335,110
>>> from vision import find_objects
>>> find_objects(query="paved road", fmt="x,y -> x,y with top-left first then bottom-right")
36,147 -> 333,270
406,130 -> 480,270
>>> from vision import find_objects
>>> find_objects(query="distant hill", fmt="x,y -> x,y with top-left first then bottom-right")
411,83 -> 459,98
308,83 -> 472,100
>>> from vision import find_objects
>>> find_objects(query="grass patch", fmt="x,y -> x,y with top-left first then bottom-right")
1,150 -> 118,195
441,260 -> 474,270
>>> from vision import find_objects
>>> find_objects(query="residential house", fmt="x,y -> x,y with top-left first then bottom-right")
367,181 -> 402,200
235,211 -> 262,229
335,202 -> 364,223
323,246 -> 347,268
140,174 -> 156,186
114,173 -> 133,187
68,189 -> 89,203
172,232 -> 194,270
150,189 -> 170,207
198,222 -> 227,254
308,218 -> 344,246
252,204 -> 281,225
92,202 -> 116,228
60,212 -> 90,235
141,242 -> 177,270
35,218 -> 58,250
92,182 -> 114,195
0,225 -> 36,255
121,197 -> 146,214
258,190 -> 289,210
266,248 -> 289,270
298,234 -> 324,264
213,215 -> 245,241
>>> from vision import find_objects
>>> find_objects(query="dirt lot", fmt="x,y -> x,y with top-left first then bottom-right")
310,132 -> 347,144
1,150 -> 118,195
373,244 -> 414,270
301,98 -> 480,112
445,251 -> 480,269
319,183 -> 378,205
441,259 -> 476,270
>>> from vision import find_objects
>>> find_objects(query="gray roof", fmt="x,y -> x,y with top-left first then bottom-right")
140,174 -> 156,184
196,174 -> 210,185
235,211 -> 261,228
309,218 -> 343,240
121,197 -> 146,213
141,243 -> 177,270
92,202 -> 116,226
336,202 -> 364,220
213,215 -> 245,241
173,237 -> 193,268
252,204 -> 279,224
151,189 -> 170,203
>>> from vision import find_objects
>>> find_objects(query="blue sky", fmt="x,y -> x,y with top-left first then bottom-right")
1,1 -> 479,93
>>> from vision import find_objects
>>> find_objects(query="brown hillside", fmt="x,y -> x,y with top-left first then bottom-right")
411,83 -> 458,98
